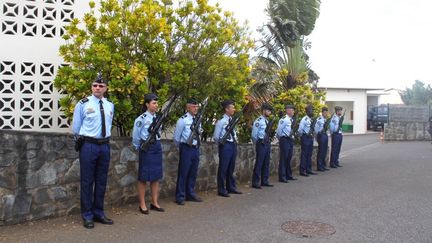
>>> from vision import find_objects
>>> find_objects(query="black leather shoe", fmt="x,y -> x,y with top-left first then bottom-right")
176,200 -> 185,205
139,206 -> 149,215
317,169 -> 325,172
337,164 -> 343,167
252,185 -> 262,189
287,177 -> 297,180
307,172 -> 317,175
228,190 -> 242,194
261,184 -> 274,187
323,168 -> 330,171
150,204 -> 165,212
83,219 -> 94,229
94,216 -> 113,225
300,173 -> 309,177
186,196 -> 203,202
218,192 -> 230,197
279,179 -> 289,183
330,165 -> 337,168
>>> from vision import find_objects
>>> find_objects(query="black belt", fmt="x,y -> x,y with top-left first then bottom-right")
181,142 -> 198,148
83,136 -> 110,144
280,136 -> 293,140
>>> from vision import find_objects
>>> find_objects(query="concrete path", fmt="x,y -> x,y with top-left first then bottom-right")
2,134 -> 432,242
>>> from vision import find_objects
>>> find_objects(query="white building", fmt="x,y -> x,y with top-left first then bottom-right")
0,0 -> 89,132
321,86 -> 384,134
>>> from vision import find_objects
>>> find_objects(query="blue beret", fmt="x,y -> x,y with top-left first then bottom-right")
221,99 -> 235,109
187,98 -> 198,105
144,93 -> 158,103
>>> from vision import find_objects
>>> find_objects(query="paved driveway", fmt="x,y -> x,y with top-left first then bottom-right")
2,134 -> 432,242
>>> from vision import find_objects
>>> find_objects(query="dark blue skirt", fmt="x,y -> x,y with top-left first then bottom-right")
138,140 -> 163,182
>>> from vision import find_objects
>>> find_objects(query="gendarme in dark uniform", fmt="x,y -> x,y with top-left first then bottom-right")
132,93 -> 165,214
251,103 -> 274,189
329,106 -> 344,168
173,99 -> 203,205
72,75 -> 114,229
276,104 -> 297,182
298,105 -> 316,176
213,100 -> 242,197
315,107 -> 330,171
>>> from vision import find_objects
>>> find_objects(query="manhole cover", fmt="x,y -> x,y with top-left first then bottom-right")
281,220 -> 336,238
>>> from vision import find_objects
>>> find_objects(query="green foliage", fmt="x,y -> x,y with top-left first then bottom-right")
399,80 -> 432,106
54,0 -> 253,136
240,0 -> 323,143
267,0 -> 321,48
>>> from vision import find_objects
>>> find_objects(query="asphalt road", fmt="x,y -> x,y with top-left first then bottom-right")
2,133 -> 432,243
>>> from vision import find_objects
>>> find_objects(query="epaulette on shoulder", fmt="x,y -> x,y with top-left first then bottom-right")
79,98 -> 89,104
140,113 -> 147,119
181,114 -> 187,119
257,117 -> 262,121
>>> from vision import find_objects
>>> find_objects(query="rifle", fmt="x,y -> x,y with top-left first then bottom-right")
140,94 -> 177,151
336,110 -> 346,133
322,112 -> 335,133
288,114 -> 299,139
307,117 -> 318,137
219,104 -> 247,145
262,118 -> 275,144
186,97 -> 209,146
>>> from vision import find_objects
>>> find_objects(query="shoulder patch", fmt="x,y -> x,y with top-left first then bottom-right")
255,122 -> 260,127
136,121 -> 143,127
79,98 -> 89,104
279,120 -> 284,124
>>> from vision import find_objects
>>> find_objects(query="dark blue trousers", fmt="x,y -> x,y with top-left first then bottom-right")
176,143 -> 200,202
252,141 -> 271,186
330,133 -> 343,166
300,134 -> 314,174
278,137 -> 294,180
79,142 -> 110,220
316,133 -> 329,170
217,142 -> 237,194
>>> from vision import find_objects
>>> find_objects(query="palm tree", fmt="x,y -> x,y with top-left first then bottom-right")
248,0 -> 321,103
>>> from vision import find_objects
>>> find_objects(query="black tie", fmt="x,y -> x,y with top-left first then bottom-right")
99,100 -> 106,138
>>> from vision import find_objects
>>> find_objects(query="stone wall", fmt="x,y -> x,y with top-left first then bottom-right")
0,131 -> 322,225
385,105 -> 431,141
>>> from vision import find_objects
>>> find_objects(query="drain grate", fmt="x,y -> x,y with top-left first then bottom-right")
281,220 -> 336,238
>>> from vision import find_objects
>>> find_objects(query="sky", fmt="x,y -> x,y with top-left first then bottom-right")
212,0 -> 432,90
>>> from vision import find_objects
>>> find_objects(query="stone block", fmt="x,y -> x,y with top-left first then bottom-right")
33,188 -> 51,204
119,173 -> 136,187
51,187 -> 67,201
0,167 -> 17,190
64,159 -> 80,183
120,147 -> 137,164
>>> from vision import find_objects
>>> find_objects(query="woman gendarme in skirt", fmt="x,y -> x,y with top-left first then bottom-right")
132,93 -> 164,214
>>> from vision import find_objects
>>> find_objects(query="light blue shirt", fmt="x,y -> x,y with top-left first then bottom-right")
298,116 -> 312,135
173,112 -> 199,147
330,114 -> 342,134
251,115 -> 267,143
72,95 -> 114,138
315,115 -> 326,134
276,115 -> 293,138
131,111 -> 160,150
213,114 -> 237,143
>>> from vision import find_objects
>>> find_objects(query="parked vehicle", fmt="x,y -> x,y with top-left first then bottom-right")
367,105 -> 388,131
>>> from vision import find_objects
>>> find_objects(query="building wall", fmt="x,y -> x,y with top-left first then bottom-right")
0,0 -> 90,132
324,89 -> 367,134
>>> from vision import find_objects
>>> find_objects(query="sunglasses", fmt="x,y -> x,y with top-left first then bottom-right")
92,84 -> 106,88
